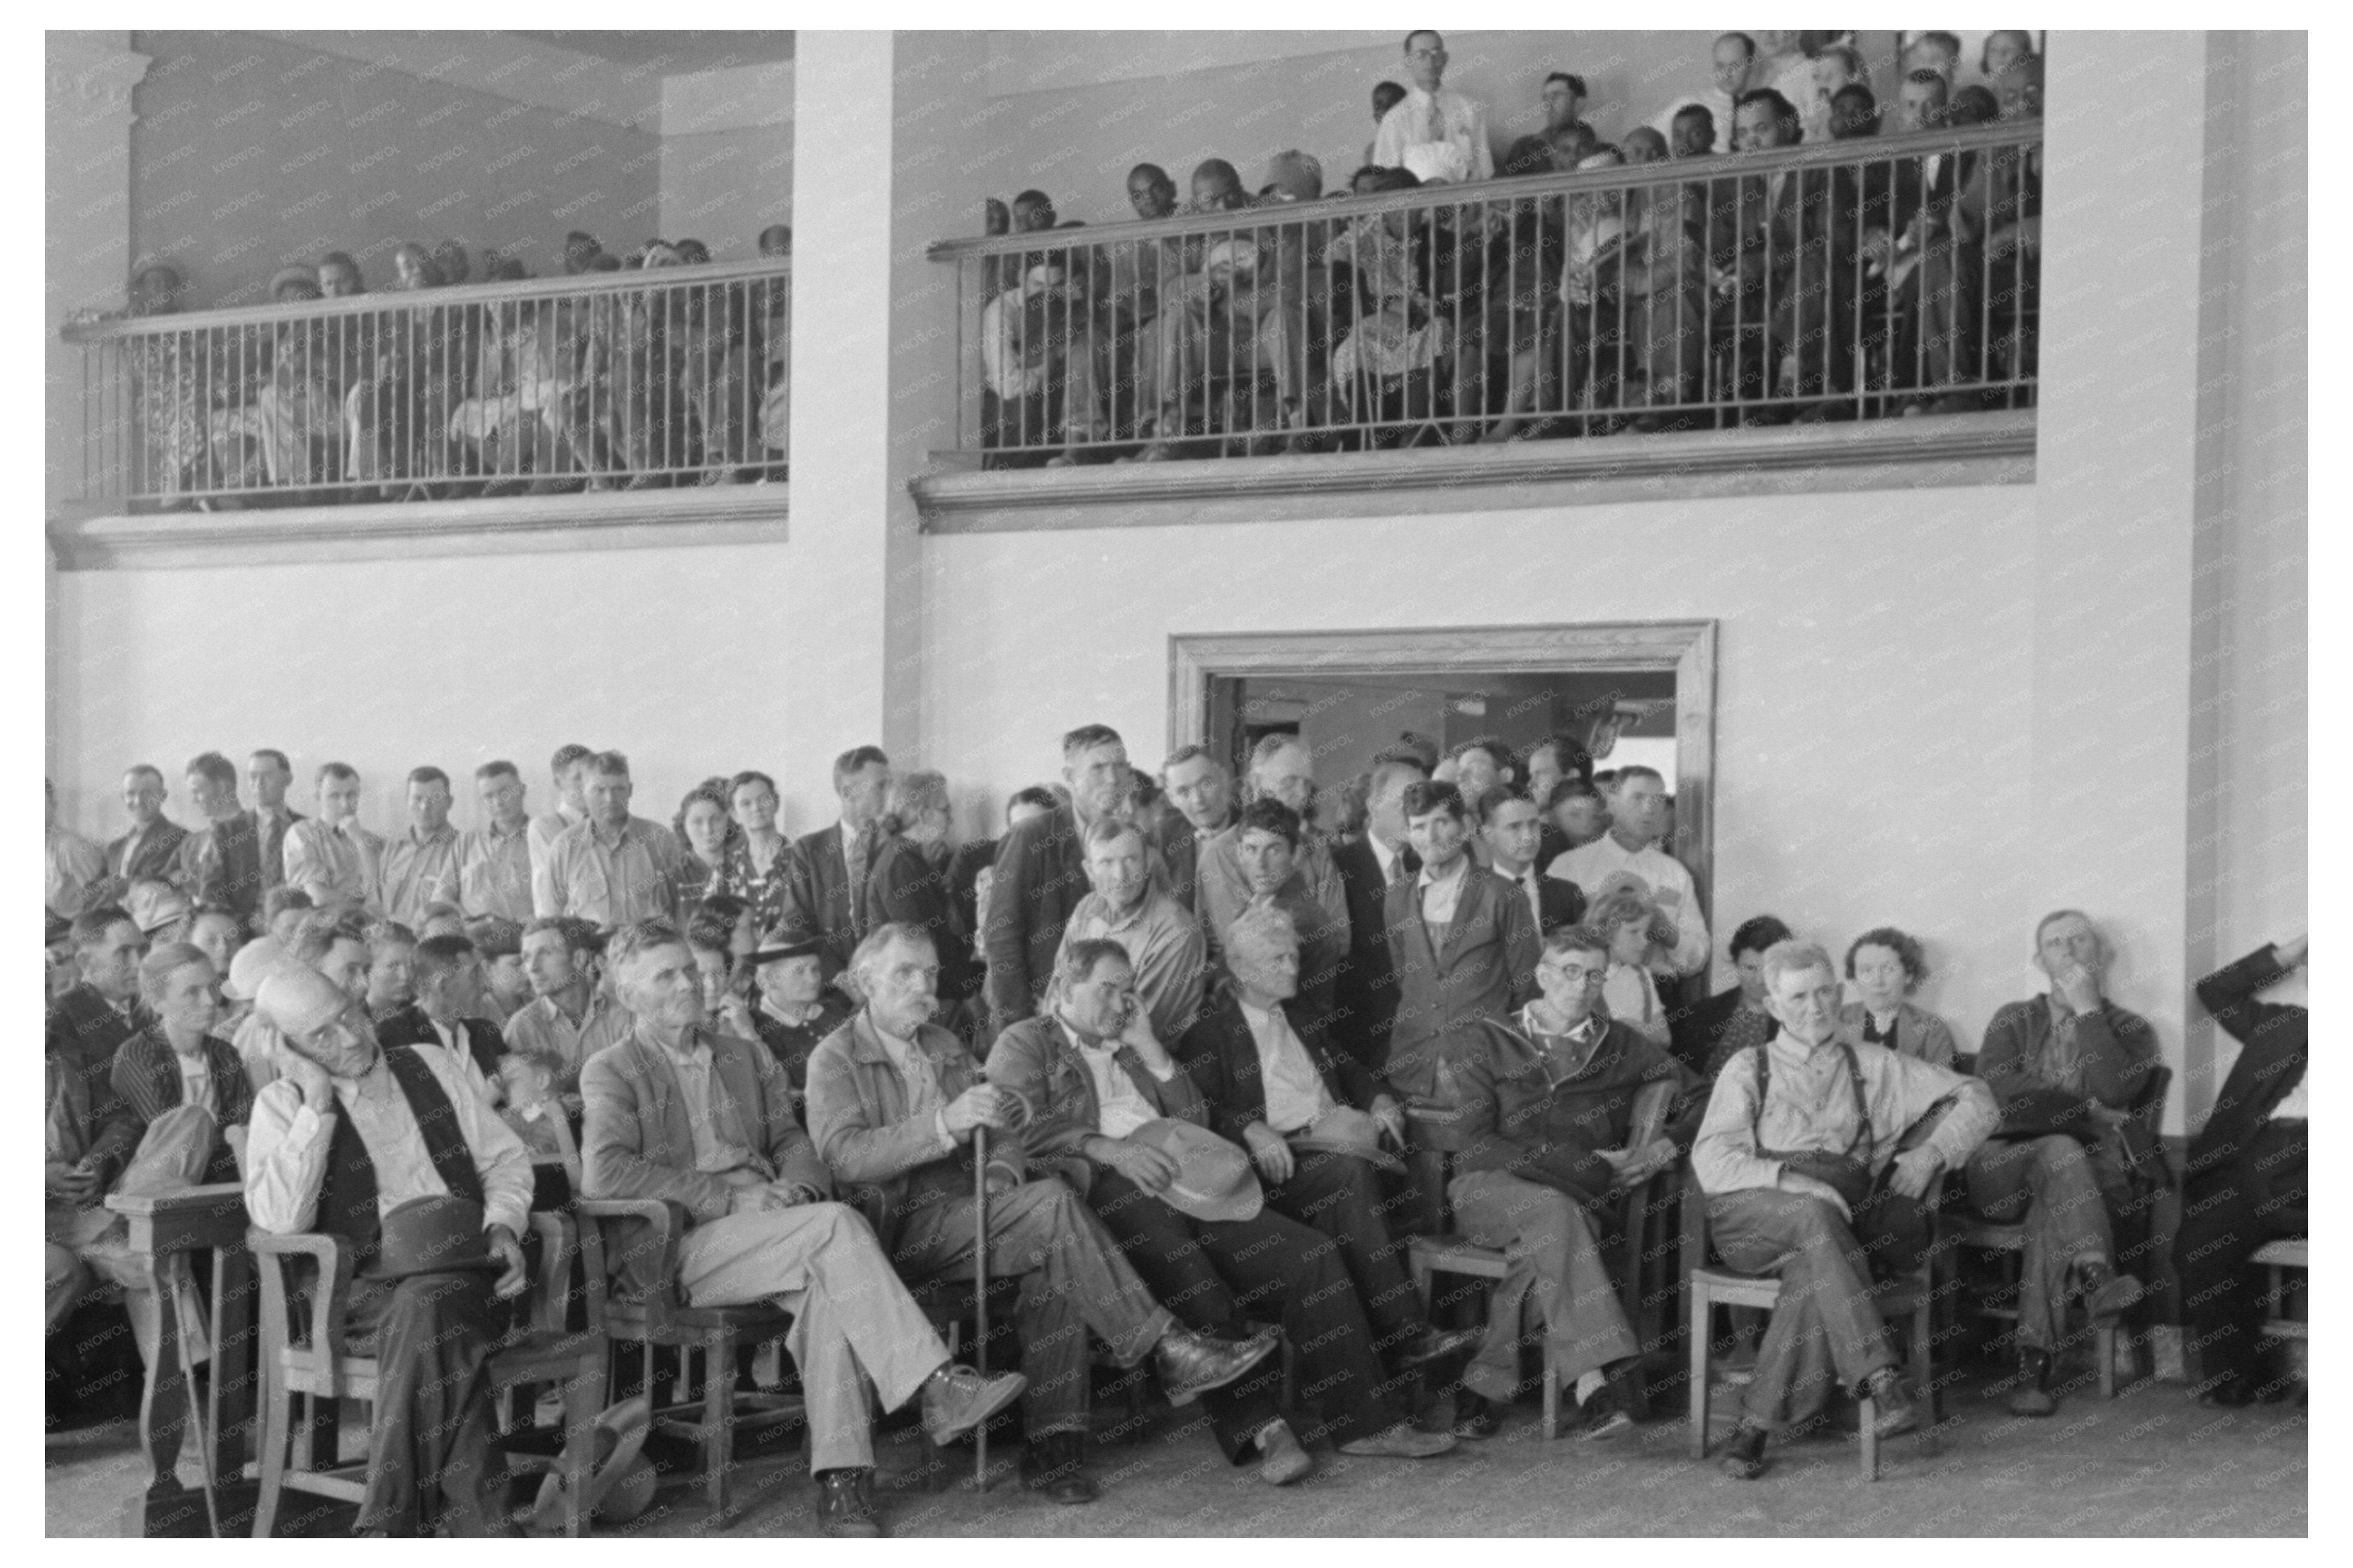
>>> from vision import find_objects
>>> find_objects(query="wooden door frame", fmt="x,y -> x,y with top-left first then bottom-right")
1168,620 -> 1720,925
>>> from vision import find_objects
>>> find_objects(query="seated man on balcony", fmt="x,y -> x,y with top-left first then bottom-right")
1870,70 -> 1984,414
1695,940 -> 1996,1480
1967,909 -> 2159,1417
980,259 -> 1105,466
1146,160 -> 1311,451
1100,164 -> 1181,441
1712,87 -> 1861,422
582,918 -> 1027,1537
807,921 -> 1279,1505
1326,166 -> 1452,443
245,960 -> 534,1536
1445,925 -> 1697,1439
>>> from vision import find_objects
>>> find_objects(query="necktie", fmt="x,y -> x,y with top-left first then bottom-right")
845,826 -> 873,936
1426,97 -> 1445,145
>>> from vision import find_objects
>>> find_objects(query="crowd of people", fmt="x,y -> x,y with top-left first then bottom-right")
81,224 -> 795,509
972,29 -> 2045,463
44,713 -> 2306,1534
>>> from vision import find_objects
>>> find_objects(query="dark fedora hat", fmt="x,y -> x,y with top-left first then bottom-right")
749,926 -> 827,967
361,1195 -> 505,1281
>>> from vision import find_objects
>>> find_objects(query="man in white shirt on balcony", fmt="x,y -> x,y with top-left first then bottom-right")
1652,32 -> 1756,155
1547,766 -> 1709,983
1372,30 -> 1494,184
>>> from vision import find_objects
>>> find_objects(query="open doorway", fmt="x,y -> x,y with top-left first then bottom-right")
1168,621 -> 1718,937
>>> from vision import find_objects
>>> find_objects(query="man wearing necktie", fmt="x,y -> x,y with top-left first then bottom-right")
779,745 -> 893,986
1371,30 -> 1495,185
1478,790 -> 1585,937
247,748 -> 305,895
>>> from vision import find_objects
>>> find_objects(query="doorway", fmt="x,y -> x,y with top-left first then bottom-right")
1168,622 -> 1717,923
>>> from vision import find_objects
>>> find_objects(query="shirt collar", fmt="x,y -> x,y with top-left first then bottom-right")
1060,1018 -> 1118,1059
649,1026 -> 711,1070
761,996 -> 822,1028
1418,854 -> 1469,891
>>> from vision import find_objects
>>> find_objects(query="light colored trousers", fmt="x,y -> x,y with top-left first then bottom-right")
46,1104 -> 220,1366
1448,1169 -> 1637,1401
677,1200 -> 950,1474
1966,1133 -> 2119,1352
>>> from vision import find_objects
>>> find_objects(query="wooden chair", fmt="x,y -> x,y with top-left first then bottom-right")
250,1210 -> 607,1537
574,1198 -> 802,1514
1680,1175 -> 1939,1481
1946,1062 -> 2171,1397
1406,1079 -> 1677,1438
2253,1237 -> 2308,1348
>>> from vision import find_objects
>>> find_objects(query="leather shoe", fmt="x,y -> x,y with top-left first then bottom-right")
1391,1323 -> 1483,1371
1451,1390 -> 1502,1439
1864,1367 -> 1918,1436
1336,1421 -> 1457,1459
1575,1381 -> 1633,1441
816,1469 -> 884,1538
1020,1433 -> 1099,1505
2194,1373 -> 2259,1410
1256,1419 -> 1313,1485
2007,1350 -> 2057,1418
1720,1425 -> 1769,1480
2077,1260 -> 2145,1322
1154,1324 -> 1280,1407
919,1363 -> 1027,1446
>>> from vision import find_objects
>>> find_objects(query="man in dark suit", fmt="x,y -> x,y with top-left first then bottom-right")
1382,781 -> 1541,1118
47,904 -> 154,1072
1715,87 -> 1861,421
103,765 -> 188,899
375,933 -> 509,1095
176,751 -> 267,924
1520,733 -> 1593,872
1330,754 -> 1425,1071
2177,935 -> 2308,1406
1158,744 -> 1236,912
247,748 -> 305,897
777,745 -> 893,984
985,723 -> 1129,1034
1479,789 -> 1585,936
1875,69 -> 1981,412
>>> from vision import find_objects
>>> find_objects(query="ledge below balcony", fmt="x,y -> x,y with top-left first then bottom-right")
45,483 -> 789,571
910,409 -> 2034,534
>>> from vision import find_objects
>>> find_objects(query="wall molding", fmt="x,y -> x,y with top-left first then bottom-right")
47,484 -> 788,571
913,410 -> 2035,532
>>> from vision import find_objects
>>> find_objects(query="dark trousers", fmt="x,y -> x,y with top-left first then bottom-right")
1263,1149 -> 1423,1352
1085,1167 -> 1403,1459
344,1270 -> 504,1536
2177,1120 -> 2307,1387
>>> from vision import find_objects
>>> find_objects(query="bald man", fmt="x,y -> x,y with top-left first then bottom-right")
245,963 -> 534,1536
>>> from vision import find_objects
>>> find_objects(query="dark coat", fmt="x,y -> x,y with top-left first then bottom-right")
107,1025 -> 253,1186
1381,863 -> 1541,1105
983,805 -> 1093,1030
1174,979 -> 1377,1149
104,818 -> 189,892
2188,945 -> 2309,1179
778,822 -> 866,980
1330,835 -> 1409,1071
862,835 -> 981,1005
47,985 -> 152,1074
375,1005 -> 508,1081
1452,1014 -> 1694,1209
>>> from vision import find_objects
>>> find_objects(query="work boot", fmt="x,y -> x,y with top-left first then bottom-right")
1020,1432 -> 1099,1505
918,1363 -> 1027,1446
1255,1419 -> 1313,1486
1575,1379 -> 1633,1442
1862,1366 -> 1918,1436
816,1469 -> 884,1538
1390,1323 -> 1485,1372
1450,1390 -> 1502,1439
1719,1425 -> 1770,1480
1153,1324 -> 1281,1407
2076,1258 -> 2145,1322
2008,1349 -> 2057,1417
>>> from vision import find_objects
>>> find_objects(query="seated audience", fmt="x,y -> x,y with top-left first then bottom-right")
45,1016 -> 143,1359
579,918 -> 1026,1538
1199,798 -> 1348,1023
1694,940 -> 1996,1480
245,962 -> 532,1535
808,922 -> 1278,1505
465,914 -> 531,1022
111,943 -> 253,1185
1059,815 -> 1208,1043
188,903 -> 246,980
497,1049 -> 573,1165
987,940 -> 1456,1485
284,762 -> 381,908
1871,70 -> 1982,413
1374,30 -> 1494,184
1447,925 -> 1697,1438
263,886 -> 314,945
536,751 -> 684,928
1667,914 -> 1791,1079
1967,910 -> 2159,1417
1839,927 -> 1958,1067
49,903 -> 153,1071
2176,934 -> 2307,1406
744,930 -> 850,1101
1588,876 -> 1676,1050
505,915 -> 632,1095
1714,88 -> 1858,419
1653,32 -> 1755,154
239,906 -> 373,1088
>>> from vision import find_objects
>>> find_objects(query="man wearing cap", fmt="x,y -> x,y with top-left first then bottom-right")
246,961 -> 536,1535
505,916 -> 632,1096
809,921 -> 1280,1506
458,761 -> 535,925
1445,924 -> 1698,1439
581,918 -> 1026,1538
47,779 -> 106,920
104,765 -> 189,900
1177,904 -> 1476,1377
745,929 -> 850,1101
465,917 -> 533,1023
1058,815 -> 1208,1043
988,939 -> 1456,1485
48,904 -> 154,1072
126,878 -> 194,945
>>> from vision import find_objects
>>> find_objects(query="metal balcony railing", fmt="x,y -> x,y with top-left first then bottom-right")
927,123 -> 2040,464
57,260 -> 792,510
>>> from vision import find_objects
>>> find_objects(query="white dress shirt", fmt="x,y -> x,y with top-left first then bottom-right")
245,1041 -> 534,1242
1238,999 -> 1333,1135
429,1018 -> 503,1107
1417,854 -> 1473,928
1548,835 -> 1712,980
1373,86 -> 1495,183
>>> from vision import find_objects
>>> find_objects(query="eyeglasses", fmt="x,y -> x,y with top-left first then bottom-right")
1541,963 -> 1607,985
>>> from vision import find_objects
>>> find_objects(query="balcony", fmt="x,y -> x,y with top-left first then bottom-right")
914,123 -> 2038,532
49,260 -> 792,568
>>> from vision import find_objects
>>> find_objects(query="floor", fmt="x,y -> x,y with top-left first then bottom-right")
46,1362 -> 2307,1538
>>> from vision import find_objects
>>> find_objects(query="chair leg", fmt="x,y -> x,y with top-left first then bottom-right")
1280,1337 -> 1297,1416
1541,1343 -> 1560,1441
2098,1322 -> 2117,1400
1411,1255 -> 1434,1317
252,1365 -> 285,1539
703,1333 -> 732,1513
1859,1393 -> 1880,1481
1912,1298 -> 1939,1457
1687,1289 -> 1710,1460
565,1366 -> 597,1538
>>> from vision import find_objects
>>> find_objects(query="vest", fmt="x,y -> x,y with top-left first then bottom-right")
315,1047 -> 484,1271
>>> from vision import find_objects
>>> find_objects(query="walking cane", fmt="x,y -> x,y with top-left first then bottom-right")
972,1119 -> 991,1491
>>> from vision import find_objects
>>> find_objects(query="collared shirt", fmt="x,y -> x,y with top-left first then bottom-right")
505,988 -> 634,1091
652,1031 -> 731,1171
1372,85 -> 1495,183
1602,960 -> 1669,1045
1417,854 -> 1473,928
458,818 -> 534,923
1237,997 -> 1333,1134
526,806 -> 585,911
254,805 -> 301,892
379,823 -> 462,927
538,815 -> 684,926
1063,1021 -> 1161,1140
171,1044 -> 214,1118
1521,1005 -> 1606,1086
284,817 -> 379,907
428,1018 -> 502,1107
874,1020 -> 956,1155
1548,836 -> 1712,980
47,826 -> 104,918
245,1041 -> 533,1242
1061,889 -> 1208,1042
1497,862 -> 1545,932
